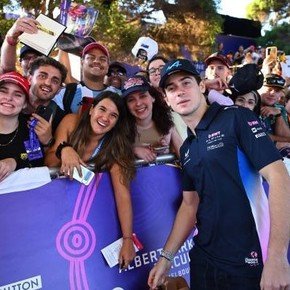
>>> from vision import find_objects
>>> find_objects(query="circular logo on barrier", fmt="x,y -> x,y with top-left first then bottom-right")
56,221 -> 96,261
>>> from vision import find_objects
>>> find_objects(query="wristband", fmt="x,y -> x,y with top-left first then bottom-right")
55,141 -> 72,159
42,137 -> 55,148
160,249 -> 175,262
6,35 -> 18,46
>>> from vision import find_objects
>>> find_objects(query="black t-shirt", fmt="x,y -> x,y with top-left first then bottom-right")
0,114 -> 44,170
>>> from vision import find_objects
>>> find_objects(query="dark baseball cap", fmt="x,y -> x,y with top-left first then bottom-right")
159,59 -> 199,89
122,75 -> 150,98
263,74 -> 286,89
109,61 -> 127,75
205,53 -> 231,68
20,45 -> 42,60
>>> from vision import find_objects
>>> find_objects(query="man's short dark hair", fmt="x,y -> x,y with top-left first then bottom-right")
29,56 -> 68,83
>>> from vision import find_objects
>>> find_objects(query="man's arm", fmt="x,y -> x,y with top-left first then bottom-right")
0,17 -> 38,73
259,160 -> 290,290
148,190 -> 199,289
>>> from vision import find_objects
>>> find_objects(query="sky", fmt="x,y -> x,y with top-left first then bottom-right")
218,0 -> 253,18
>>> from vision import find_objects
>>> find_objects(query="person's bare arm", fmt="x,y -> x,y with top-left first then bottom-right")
148,190 -> 199,289
110,163 -> 136,269
259,160 -> 290,290
0,17 -> 38,73
44,114 -> 78,167
57,49 -> 78,84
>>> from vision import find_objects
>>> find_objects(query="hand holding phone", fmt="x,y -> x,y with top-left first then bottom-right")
35,105 -> 53,122
73,165 -> 95,185
266,46 -> 277,60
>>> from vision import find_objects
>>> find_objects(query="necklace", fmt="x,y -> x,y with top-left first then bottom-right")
0,126 -> 19,147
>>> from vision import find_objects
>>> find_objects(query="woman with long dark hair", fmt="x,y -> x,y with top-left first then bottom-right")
45,91 -> 136,268
122,75 -> 182,162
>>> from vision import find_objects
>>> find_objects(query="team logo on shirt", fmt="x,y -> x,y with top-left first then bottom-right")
245,251 -> 259,267
183,149 -> 191,165
206,130 -> 225,151
247,120 -> 266,139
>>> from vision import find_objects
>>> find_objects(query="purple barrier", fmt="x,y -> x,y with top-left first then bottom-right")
0,165 -> 193,290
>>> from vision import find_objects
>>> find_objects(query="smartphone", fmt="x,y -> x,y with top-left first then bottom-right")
73,165 -> 95,185
266,46 -> 277,60
35,105 -> 53,122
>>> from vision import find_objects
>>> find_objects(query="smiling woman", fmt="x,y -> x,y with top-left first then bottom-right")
45,90 -> 136,269
0,71 -> 44,181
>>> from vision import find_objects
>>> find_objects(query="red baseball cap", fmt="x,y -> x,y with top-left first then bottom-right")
82,42 -> 110,59
205,53 -> 231,68
0,71 -> 30,97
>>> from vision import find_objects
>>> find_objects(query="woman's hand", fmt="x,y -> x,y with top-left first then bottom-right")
60,146 -> 86,179
119,238 -> 136,270
133,146 -> 157,163
0,158 -> 17,182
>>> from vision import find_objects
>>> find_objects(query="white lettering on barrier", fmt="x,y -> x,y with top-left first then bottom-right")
121,239 -> 193,273
0,276 -> 42,290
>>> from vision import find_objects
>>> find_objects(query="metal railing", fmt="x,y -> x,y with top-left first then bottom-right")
48,154 -> 178,178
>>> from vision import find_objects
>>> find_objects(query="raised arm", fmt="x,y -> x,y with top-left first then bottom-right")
0,17 -> 38,73
259,160 -> 290,290
148,190 -> 199,289
57,49 -> 78,84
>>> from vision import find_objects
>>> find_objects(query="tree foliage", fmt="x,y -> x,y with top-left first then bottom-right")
0,0 -> 223,61
246,0 -> 290,25
257,22 -> 290,54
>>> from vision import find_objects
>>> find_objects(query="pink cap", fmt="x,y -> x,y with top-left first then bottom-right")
0,71 -> 30,97
82,42 -> 110,59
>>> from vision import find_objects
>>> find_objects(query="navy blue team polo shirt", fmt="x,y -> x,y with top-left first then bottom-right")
180,102 -> 282,277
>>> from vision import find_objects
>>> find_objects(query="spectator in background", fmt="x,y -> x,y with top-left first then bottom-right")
226,50 -> 234,66
0,17 -> 42,76
147,55 -> 168,89
203,53 -> 233,105
258,74 -> 290,156
122,76 -> 182,162
0,71 -> 44,181
53,42 -> 118,114
45,91 -> 136,269
106,61 -> 127,90
284,89 -> 290,125
233,45 -> 245,65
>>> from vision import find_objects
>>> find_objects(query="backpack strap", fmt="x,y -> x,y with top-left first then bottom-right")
63,82 -> 78,114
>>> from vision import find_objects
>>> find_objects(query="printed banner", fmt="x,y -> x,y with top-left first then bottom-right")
0,165 -> 193,290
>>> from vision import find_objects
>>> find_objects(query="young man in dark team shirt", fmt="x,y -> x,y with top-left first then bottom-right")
148,59 -> 290,290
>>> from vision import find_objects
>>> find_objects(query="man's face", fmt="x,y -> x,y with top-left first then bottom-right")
107,66 -> 126,89
259,85 -> 284,106
205,60 -> 230,81
82,48 -> 109,79
20,52 -> 40,76
28,65 -> 62,105
164,71 -> 205,117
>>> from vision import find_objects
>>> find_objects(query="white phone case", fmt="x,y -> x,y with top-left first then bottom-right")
73,165 -> 95,185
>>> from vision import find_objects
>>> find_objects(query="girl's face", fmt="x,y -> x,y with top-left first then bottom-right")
126,91 -> 154,122
89,98 -> 119,137
148,59 -> 166,88
235,92 -> 257,111
0,82 -> 27,117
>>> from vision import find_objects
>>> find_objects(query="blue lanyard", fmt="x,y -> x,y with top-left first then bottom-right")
29,118 -> 40,148
91,137 -> 106,159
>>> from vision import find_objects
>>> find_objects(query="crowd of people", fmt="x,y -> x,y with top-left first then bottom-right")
0,16 -> 289,290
